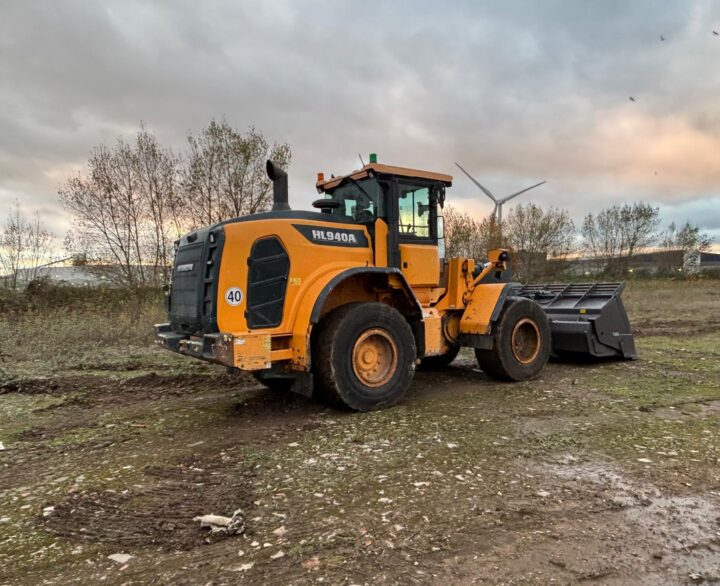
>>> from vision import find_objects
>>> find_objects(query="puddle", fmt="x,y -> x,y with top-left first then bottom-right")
542,457 -> 720,583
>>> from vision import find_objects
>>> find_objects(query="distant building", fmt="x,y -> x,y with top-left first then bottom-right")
9,266 -> 107,287
627,250 -> 684,273
698,251 -> 720,272
557,250 -> 720,277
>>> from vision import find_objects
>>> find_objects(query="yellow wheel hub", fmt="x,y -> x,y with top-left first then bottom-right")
511,317 -> 541,365
352,328 -> 398,388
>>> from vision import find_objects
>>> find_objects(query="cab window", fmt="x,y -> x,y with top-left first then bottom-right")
398,185 -> 431,239
323,178 -> 381,223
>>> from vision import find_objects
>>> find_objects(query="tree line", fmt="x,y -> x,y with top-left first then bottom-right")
0,120 -> 713,288
0,203 -> 54,290
1,120 -> 290,289
443,201 -> 712,280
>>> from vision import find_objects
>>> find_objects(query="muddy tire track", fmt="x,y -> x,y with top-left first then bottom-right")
44,454 -> 256,551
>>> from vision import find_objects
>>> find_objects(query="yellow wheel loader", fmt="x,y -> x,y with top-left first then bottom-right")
156,155 -> 635,411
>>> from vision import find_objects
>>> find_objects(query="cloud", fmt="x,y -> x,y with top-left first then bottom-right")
0,0 -> 719,248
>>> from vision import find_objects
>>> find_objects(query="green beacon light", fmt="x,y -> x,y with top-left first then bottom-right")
369,153 -> 377,164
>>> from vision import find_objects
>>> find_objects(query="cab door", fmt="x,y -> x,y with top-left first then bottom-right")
394,181 -> 440,288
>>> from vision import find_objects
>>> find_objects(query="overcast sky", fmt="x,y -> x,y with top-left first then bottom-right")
1,0 -> 720,245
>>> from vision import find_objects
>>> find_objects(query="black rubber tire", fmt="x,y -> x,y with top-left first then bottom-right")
252,372 -> 294,393
418,345 -> 460,370
475,298 -> 551,382
313,302 -> 416,411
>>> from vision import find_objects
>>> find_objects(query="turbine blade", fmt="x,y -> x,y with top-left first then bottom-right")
498,180 -> 546,204
454,162 -> 497,202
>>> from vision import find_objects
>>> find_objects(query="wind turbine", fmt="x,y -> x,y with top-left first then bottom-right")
454,162 -> 546,224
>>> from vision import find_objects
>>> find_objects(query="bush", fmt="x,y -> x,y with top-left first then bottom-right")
0,283 -> 168,375
0,280 -> 165,314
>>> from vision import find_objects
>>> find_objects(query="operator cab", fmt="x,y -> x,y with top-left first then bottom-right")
315,156 -> 452,275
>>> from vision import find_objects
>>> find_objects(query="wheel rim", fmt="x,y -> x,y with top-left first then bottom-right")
511,317 -> 541,365
351,328 -> 398,388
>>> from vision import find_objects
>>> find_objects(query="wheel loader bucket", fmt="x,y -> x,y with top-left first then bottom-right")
513,282 -> 636,360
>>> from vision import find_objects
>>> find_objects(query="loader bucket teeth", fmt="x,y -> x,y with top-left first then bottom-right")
513,282 -> 636,360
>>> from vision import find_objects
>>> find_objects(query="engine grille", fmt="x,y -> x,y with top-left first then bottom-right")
169,226 -> 224,334
246,237 -> 289,329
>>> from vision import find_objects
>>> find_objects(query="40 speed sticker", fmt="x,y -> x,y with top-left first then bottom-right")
225,287 -> 244,306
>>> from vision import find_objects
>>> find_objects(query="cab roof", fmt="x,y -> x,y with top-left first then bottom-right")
316,163 -> 453,192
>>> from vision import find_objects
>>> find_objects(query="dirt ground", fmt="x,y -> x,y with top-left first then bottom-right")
1,280 -> 719,585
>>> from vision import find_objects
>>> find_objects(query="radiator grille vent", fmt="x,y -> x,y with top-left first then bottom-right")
246,237 -> 289,329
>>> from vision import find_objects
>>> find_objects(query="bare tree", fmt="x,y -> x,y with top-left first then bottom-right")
61,128 -> 184,286
443,206 -> 484,259
504,203 -> 576,280
582,207 -> 624,265
620,203 -> 660,259
582,203 -> 660,274
479,216 -> 505,255
60,121 -> 291,287
182,121 -> 291,227
0,202 -> 54,289
60,140 -> 150,287
660,221 -> 712,253
135,124 -> 183,281
442,206 -> 505,261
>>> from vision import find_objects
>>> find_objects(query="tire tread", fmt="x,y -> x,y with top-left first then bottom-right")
475,298 -> 551,382
313,302 -> 416,411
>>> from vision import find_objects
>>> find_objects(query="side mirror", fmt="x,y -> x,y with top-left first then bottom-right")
431,184 -> 446,209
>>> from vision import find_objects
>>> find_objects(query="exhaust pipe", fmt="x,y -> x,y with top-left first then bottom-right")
266,160 -> 290,211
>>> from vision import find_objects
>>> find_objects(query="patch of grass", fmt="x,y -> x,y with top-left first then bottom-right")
582,412 -> 720,489
2,307 -> 163,369
521,432 -> 581,455
544,333 -> 720,486
1,286 -> 165,372
623,280 -> 720,336
596,415 -> 720,462
0,290 -> 232,380
580,334 -> 720,409
640,335 -> 720,375
0,394 -> 69,438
